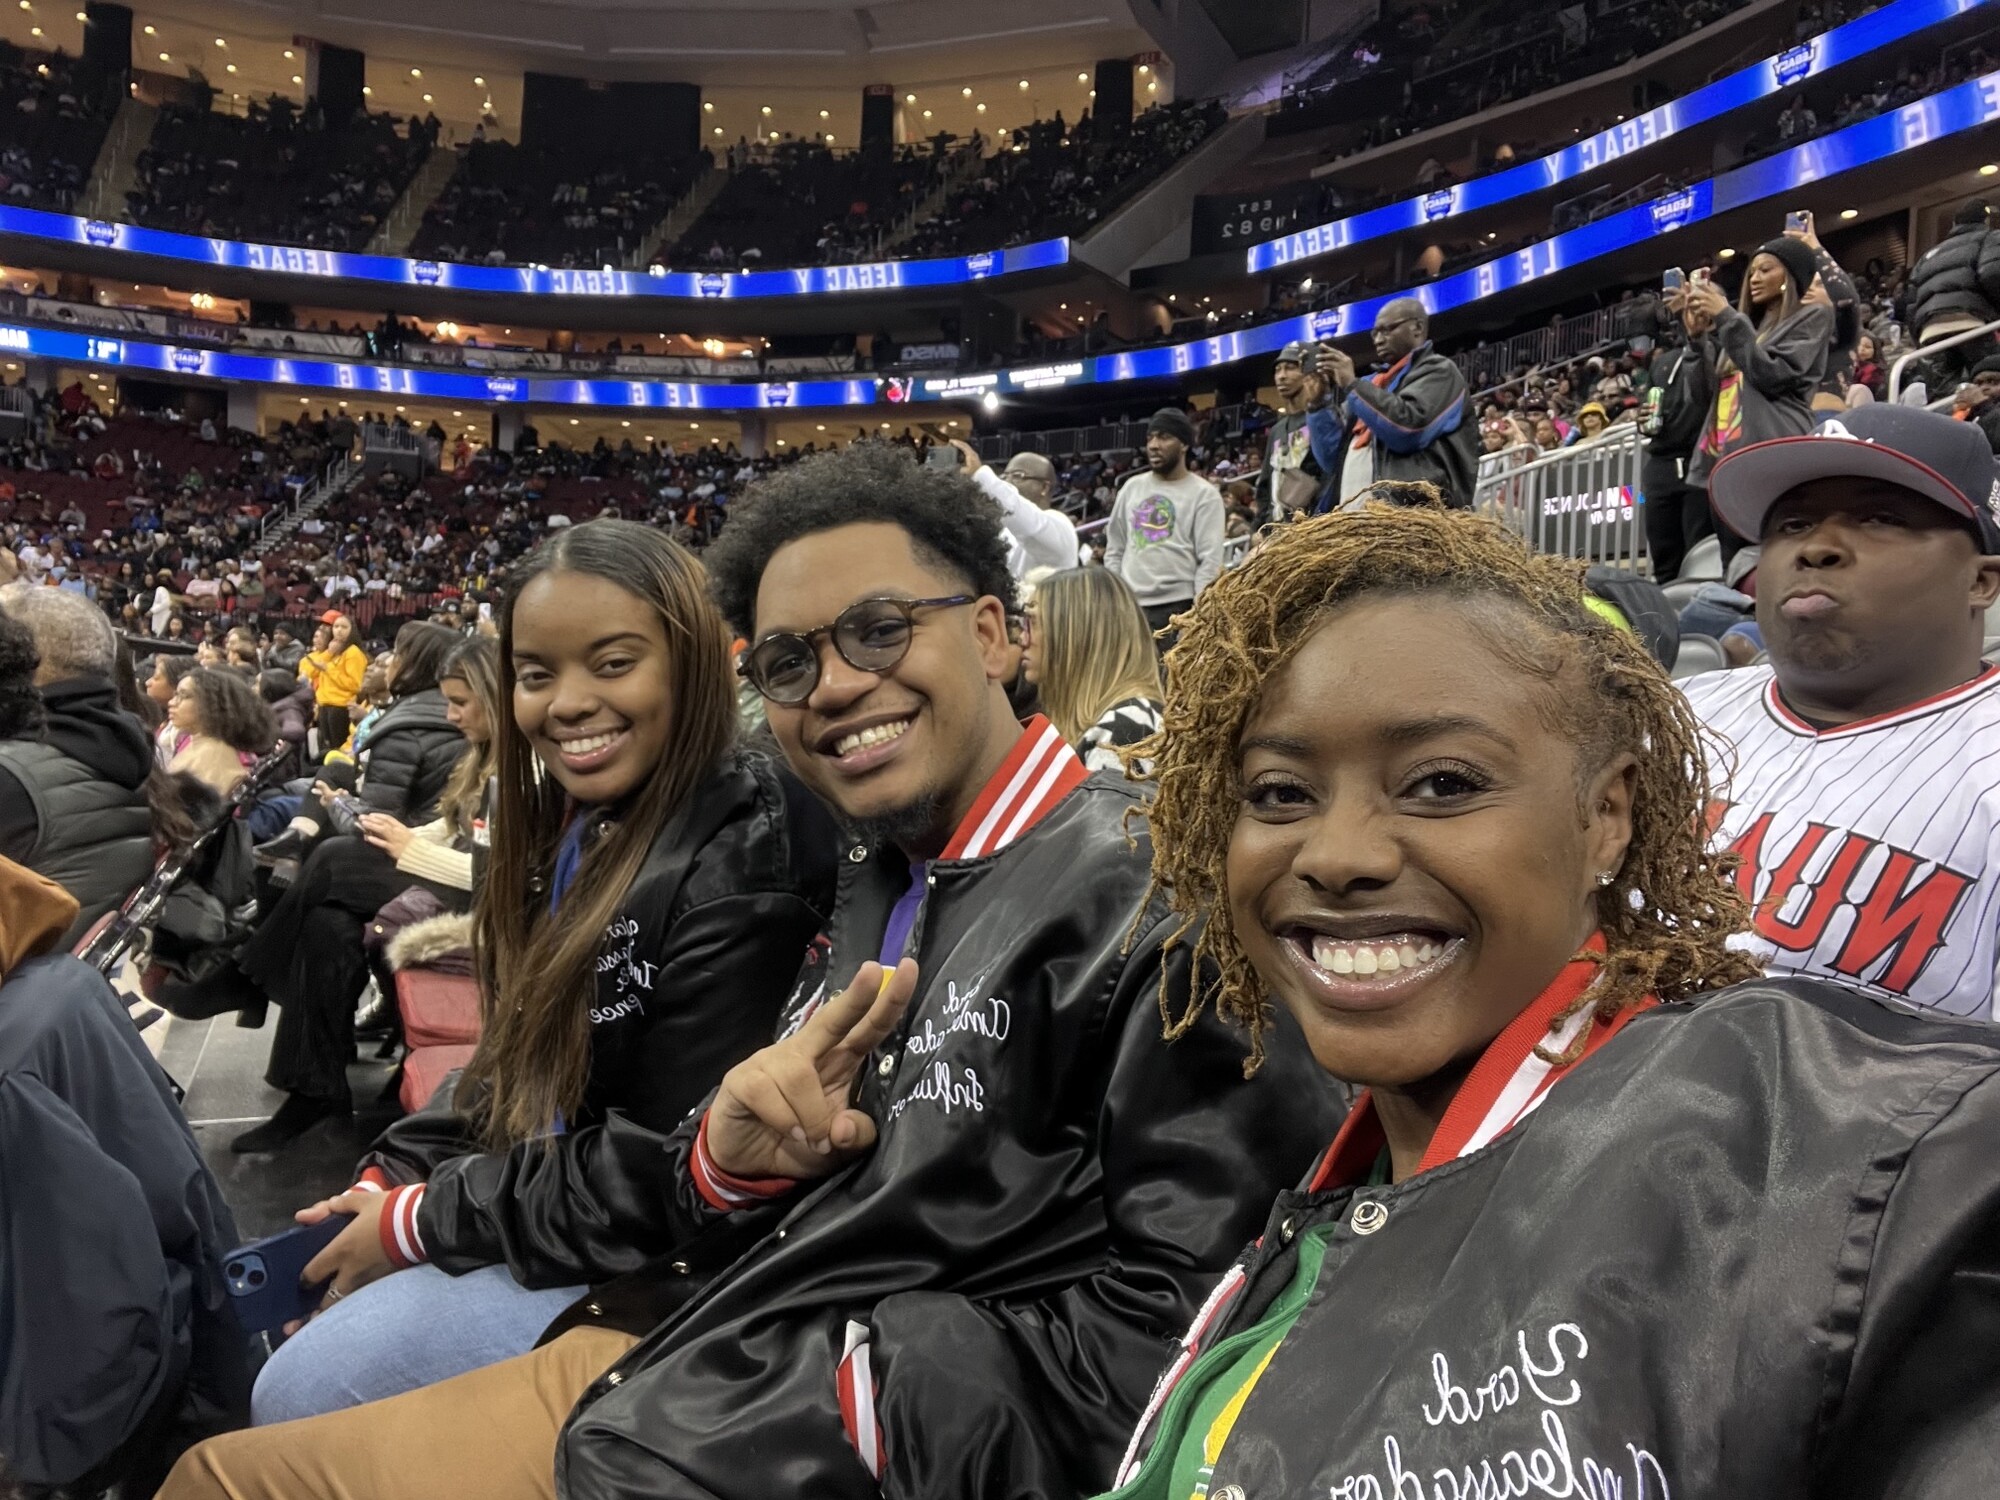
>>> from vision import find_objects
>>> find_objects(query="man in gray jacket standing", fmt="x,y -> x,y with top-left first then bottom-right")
1103,408 -> 1226,645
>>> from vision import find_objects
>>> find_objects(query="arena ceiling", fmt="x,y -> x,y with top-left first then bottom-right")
105,0 -> 1161,88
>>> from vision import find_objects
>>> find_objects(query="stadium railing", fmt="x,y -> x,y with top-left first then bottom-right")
1887,315 -> 2000,400
1477,426 -> 1648,569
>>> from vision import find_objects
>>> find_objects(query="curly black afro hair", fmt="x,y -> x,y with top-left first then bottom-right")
0,610 -> 41,742
705,442 -> 1015,640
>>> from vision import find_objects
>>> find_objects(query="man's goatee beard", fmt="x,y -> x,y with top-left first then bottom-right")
839,791 -> 949,855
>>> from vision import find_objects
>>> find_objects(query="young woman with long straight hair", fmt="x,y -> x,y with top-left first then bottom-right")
1678,233 -> 1833,558
245,518 -> 839,1425
1022,567 -> 1164,774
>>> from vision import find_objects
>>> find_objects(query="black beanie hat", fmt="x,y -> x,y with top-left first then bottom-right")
1758,236 -> 1819,296
1147,407 -> 1197,446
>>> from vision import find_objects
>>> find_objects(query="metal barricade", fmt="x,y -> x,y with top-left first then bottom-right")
1888,316 -> 2000,403
1476,427 -> 1649,571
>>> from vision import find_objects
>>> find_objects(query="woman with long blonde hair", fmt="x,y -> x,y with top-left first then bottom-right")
1023,566 -> 1164,773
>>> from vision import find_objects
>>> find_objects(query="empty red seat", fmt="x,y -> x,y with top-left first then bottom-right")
395,968 -> 482,1048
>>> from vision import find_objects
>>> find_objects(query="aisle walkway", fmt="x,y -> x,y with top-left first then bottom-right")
155,1011 -> 401,1239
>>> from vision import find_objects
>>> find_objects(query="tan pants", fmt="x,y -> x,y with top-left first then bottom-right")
157,1327 -> 640,1500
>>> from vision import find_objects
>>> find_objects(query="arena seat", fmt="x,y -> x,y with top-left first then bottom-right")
398,1039 -> 478,1115
1676,536 -> 1726,584
1670,634 -> 1729,679
396,966 -> 481,1113
396,967 -> 481,1050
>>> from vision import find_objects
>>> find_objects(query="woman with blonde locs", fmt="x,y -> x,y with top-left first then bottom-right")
228,518 -> 840,1429
1098,505 -> 2000,1500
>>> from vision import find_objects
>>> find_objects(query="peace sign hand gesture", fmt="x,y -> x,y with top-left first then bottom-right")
705,959 -> 920,1181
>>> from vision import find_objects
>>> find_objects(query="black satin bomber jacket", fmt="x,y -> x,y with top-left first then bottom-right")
412,774 -> 1343,1500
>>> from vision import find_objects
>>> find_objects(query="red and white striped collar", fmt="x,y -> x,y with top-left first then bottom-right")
1762,662 -> 2000,739
1307,935 -> 1650,1191
938,715 -> 1090,861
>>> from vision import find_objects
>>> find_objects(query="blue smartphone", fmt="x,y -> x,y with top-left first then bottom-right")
223,1214 -> 353,1333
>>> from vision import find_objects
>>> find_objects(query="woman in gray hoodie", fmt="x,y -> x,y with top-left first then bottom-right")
1677,234 -> 1834,562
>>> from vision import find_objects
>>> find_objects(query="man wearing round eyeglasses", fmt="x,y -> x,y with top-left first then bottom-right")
1307,296 -> 1478,510
191,443 -> 1337,1500
948,437 -> 1080,582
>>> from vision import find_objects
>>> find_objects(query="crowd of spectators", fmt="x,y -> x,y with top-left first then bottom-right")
1278,0 -> 1775,148
126,96 -> 436,252
0,394 -> 339,638
670,136 -> 953,269
898,101 -> 1228,258
0,44 -> 115,212
412,140 -> 705,269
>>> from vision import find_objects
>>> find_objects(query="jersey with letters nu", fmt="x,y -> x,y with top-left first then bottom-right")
1681,663 -> 2000,1019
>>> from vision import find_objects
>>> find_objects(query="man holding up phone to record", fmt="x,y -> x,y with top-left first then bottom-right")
1304,297 -> 1479,509
941,435 -> 1080,582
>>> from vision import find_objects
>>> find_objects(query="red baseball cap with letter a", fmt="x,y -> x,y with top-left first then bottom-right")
1707,404 -> 2000,551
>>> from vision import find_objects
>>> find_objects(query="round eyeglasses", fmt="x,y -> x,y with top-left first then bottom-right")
740,595 -> 974,705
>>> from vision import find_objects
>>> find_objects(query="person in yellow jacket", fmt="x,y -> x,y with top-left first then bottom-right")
298,610 -> 367,757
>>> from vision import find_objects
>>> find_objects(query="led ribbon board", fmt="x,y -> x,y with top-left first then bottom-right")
15,71 -> 1998,407
0,206 -> 1068,300
1247,0 -> 1992,272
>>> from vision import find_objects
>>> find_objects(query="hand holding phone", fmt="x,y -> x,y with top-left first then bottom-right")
1662,267 -> 1685,295
223,1214 -> 353,1334
923,445 -> 962,471
1785,210 -> 1811,235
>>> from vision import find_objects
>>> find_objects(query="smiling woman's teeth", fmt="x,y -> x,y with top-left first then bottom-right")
561,733 -> 618,756
835,719 -> 911,757
1309,935 -> 1444,976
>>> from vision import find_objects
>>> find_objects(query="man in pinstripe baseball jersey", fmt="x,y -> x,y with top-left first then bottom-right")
1680,405 -> 2000,1017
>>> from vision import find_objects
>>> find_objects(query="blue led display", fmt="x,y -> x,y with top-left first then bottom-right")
1246,0 -> 1994,273
12,71 -> 1998,407
0,206 -> 1068,301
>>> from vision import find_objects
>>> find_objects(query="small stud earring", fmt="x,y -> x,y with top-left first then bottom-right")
1596,871 -> 1615,887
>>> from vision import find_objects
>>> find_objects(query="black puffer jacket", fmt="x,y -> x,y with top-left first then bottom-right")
357,749 -> 840,1180
1907,216 -> 2000,336
1109,979 -> 2000,1500
352,687 -> 461,825
409,774 -> 1340,1500
0,676 -> 155,945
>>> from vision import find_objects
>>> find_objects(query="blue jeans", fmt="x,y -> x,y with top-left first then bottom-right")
248,794 -> 302,842
251,1262 -> 587,1423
